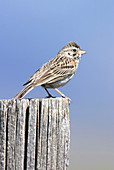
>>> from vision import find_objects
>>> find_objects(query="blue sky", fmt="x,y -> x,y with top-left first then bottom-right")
0,0 -> 114,169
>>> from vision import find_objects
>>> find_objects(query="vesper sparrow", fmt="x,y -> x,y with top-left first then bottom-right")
13,42 -> 86,101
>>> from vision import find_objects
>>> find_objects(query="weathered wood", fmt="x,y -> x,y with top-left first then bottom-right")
0,100 -> 7,170
0,98 -> 70,170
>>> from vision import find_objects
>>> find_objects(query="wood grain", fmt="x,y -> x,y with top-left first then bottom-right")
0,98 -> 70,170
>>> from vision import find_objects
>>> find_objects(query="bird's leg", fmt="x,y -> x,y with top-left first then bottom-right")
44,88 -> 54,98
53,88 -> 72,102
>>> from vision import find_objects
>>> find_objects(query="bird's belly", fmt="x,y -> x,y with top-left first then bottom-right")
42,74 -> 75,88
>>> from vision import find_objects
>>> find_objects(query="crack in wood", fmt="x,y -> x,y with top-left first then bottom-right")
24,106 -> 29,170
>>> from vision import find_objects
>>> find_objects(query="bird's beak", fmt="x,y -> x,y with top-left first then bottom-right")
78,50 -> 87,55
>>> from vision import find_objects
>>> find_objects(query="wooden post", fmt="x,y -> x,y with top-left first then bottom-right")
0,98 -> 70,170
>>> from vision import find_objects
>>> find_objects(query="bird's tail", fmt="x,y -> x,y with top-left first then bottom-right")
12,84 -> 34,100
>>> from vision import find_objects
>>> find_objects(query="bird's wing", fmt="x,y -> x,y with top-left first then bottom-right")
24,55 -> 77,86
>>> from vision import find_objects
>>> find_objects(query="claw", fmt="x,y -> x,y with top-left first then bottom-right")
46,94 -> 55,98
62,95 -> 72,104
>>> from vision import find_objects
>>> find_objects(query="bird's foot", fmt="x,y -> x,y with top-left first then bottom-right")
46,94 -> 55,98
62,95 -> 72,104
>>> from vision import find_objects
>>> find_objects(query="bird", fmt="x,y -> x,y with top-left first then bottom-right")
12,42 -> 86,102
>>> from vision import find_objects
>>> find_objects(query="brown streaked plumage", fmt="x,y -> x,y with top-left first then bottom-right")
12,42 -> 86,101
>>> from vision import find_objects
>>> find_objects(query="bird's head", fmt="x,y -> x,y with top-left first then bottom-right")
58,42 -> 86,61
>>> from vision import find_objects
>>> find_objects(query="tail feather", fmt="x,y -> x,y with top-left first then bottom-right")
12,85 -> 34,100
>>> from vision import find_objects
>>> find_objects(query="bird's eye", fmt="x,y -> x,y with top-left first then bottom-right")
72,49 -> 76,52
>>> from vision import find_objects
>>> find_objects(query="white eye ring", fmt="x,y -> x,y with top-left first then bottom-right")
72,49 -> 76,52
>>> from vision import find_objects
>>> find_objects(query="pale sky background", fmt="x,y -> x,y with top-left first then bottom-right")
0,0 -> 114,170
